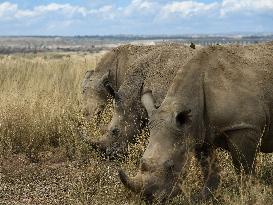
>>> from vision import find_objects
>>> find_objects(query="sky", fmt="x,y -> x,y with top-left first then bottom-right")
0,0 -> 273,36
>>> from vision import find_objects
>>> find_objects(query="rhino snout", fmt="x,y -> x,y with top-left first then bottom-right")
118,169 -> 165,203
119,160 -> 181,203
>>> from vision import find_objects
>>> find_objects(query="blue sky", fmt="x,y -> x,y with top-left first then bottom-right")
0,0 -> 273,35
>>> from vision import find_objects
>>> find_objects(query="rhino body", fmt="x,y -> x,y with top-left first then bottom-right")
82,44 -> 160,120
91,44 -> 199,157
119,43 -> 273,203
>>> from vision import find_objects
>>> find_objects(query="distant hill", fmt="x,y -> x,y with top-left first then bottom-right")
0,34 -> 272,54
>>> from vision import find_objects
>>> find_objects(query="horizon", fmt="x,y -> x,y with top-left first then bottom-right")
0,0 -> 273,36
1,32 -> 273,38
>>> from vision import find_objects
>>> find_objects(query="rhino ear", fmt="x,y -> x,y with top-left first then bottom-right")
141,88 -> 157,118
82,70 -> 94,91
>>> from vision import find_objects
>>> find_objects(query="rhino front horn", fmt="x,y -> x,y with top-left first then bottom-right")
118,169 -> 141,193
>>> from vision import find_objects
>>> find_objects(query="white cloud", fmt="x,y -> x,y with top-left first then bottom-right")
160,1 -> 219,18
123,0 -> 158,16
0,1 -> 114,21
0,0 -> 273,26
221,0 -> 273,16
159,0 -> 273,19
0,2 -> 18,20
89,5 -> 115,19
15,3 -> 88,18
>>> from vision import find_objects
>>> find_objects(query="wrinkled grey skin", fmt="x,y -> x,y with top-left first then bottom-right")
119,45 -> 273,203
81,45 -> 155,121
92,45 -> 198,158
82,44 -> 180,155
94,83 -> 148,157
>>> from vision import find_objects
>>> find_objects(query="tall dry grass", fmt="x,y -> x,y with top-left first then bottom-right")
0,52 -> 273,205
0,52 -> 139,205
0,53 -> 100,161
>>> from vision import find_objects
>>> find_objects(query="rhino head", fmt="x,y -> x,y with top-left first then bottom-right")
82,70 -> 114,120
90,82 -> 148,158
118,90 -> 196,203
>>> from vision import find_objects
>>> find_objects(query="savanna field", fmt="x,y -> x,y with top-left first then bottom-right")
1,52 -> 273,205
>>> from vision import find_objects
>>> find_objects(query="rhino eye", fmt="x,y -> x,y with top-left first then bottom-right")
111,128 -> 120,136
175,110 -> 191,127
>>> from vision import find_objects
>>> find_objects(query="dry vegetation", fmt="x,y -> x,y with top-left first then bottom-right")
0,52 -> 273,205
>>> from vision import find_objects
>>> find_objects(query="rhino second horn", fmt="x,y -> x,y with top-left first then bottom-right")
118,169 -> 141,193
141,89 -> 156,117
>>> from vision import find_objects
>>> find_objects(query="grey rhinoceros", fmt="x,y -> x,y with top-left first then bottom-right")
119,43 -> 273,203
90,44 -> 199,158
81,44 -> 161,121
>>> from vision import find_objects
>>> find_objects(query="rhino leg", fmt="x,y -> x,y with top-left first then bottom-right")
225,129 -> 260,175
195,144 -> 220,200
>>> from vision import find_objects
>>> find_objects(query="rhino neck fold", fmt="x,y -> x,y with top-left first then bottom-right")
166,50 -> 209,145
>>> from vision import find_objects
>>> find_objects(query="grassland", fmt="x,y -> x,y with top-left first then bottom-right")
0,52 -> 273,205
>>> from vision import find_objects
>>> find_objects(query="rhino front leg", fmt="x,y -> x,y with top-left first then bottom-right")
225,129 -> 260,175
195,144 -> 220,200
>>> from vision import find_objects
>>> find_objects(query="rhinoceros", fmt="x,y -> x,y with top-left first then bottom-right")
81,44 -> 161,120
90,44 -> 199,157
119,43 -> 273,203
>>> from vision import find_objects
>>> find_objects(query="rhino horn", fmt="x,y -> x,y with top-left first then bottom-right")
82,70 -> 94,91
118,169 -> 141,193
141,89 -> 157,117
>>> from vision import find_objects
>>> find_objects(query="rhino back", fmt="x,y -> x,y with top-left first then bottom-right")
118,44 -> 200,106
94,44 -> 165,89
200,44 -> 273,129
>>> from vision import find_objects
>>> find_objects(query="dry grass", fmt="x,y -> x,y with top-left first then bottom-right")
0,52 -> 273,205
